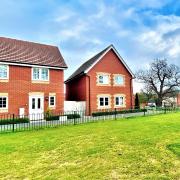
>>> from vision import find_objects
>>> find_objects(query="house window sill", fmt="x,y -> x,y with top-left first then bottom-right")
113,84 -> 125,87
114,105 -> 126,108
49,106 -> 56,110
97,84 -> 111,86
0,109 -> 8,113
97,106 -> 111,110
0,79 -> 9,82
32,80 -> 49,84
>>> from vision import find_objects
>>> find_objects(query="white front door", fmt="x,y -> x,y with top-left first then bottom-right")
29,95 -> 44,120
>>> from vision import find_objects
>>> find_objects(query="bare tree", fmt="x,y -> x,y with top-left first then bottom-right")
136,59 -> 180,106
141,84 -> 155,102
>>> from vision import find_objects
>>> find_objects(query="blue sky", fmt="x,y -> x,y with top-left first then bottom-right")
0,0 -> 180,91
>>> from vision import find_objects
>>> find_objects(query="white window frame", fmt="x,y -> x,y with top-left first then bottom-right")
0,65 -> 9,80
0,96 -> 8,110
114,94 -> 126,108
49,95 -> 56,108
97,73 -> 110,86
32,67 -> 49,81
113,74 -> 125,86
97,94 -> 111,109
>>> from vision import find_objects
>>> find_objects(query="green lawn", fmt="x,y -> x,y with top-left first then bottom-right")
0,113 -> 179,180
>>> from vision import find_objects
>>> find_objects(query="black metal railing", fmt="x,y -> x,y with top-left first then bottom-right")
0,107 -> 179,133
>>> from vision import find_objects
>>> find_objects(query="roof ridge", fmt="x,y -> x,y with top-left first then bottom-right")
81,45 -> 111,66
0,36 -> 58,48
65,45 -> 113,82
0,37 -> 67,68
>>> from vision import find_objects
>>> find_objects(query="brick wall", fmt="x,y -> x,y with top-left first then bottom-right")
177,93 -> 180,106
66,49 -> 133,114
87,49 -> 133,113
66,75 -> 87,101
0,65 -> 64,115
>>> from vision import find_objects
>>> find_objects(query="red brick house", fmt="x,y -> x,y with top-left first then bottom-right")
176,93 -> 180,106
65,45 -> 134,114
0,37 -> 67,119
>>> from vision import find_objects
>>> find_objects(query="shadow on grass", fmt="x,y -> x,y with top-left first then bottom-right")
167,143 -> 180,157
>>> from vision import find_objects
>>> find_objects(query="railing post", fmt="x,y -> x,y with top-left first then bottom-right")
114,108 -> 117,120
164,107 -> 167,114
73,111 -> 76,125
12,114 -> 15,132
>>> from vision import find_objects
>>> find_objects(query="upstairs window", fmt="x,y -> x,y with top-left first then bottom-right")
114,74 -> 125,86
97,73 -> 110,85
32,68 -> 49,81
42,68 -> 48,80
0,65 -> 8,79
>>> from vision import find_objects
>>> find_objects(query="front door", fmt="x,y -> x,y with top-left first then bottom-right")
29,95 -> 44,120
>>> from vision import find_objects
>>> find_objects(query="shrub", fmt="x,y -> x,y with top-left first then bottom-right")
46,115 -> 59,121
92,109 -> 147,117
66,113 -> 81,119
0,117 -> 29,125
45,113 -> 81,121
135,93 -> 140,109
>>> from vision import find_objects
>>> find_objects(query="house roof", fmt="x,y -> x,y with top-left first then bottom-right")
0,37 -> 67,69
65,44 -> 134,83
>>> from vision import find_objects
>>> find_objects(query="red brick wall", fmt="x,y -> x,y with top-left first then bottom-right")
177,94 -> 180,106
66,49 -> 133,114
66,75 -> 87,101
87,49 -> 133,113
0,65 -> 64,115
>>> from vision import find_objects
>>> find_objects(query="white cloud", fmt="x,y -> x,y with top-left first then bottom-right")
134,15 -> 180,65
54,13 -> 74,22
32,0 -> 180,90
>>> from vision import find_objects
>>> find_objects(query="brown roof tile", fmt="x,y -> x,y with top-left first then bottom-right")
0,37 -> 67,68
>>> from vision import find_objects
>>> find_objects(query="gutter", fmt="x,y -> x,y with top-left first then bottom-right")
87,75 -> 91,115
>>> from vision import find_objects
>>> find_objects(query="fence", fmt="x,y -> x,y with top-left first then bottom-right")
0,107 -> 179,133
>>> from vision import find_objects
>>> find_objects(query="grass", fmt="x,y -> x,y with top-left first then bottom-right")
0,113 -> 179,179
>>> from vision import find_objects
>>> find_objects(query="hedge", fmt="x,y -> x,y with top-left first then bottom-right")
66,113 -> 81,119
46,115 -> 59,121
92,109 -> 147,117
46,113 -> 81,121
0,117 -> 29,125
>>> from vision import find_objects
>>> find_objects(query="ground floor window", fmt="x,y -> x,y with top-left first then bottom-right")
0,96 -> 8,109
114,94 -> 126,107
49,95 -> 56,108
99,97 -> 109,106
97,95 -> 111,109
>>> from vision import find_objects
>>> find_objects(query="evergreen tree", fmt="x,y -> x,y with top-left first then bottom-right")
135,93 -> 140,109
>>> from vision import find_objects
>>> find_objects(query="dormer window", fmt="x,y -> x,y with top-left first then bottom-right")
0,65 -> 8,79
32,67 -> 49,81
